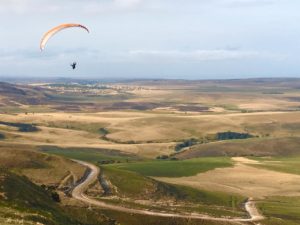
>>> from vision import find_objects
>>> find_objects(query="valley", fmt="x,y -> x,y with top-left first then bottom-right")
1,78 -> 300,225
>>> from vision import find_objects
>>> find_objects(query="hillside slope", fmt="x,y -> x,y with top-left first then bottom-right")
0,169 -> 114,225
176,137 -> 300,159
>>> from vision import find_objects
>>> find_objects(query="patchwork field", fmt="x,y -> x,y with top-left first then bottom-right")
1,78 -> 300,224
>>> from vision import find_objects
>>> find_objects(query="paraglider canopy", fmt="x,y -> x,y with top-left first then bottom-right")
40,23 -> 89,51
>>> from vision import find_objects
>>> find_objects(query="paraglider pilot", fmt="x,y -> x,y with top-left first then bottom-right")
71,62 -> 77,70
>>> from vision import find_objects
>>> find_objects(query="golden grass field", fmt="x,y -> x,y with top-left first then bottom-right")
1,111 -> 300,156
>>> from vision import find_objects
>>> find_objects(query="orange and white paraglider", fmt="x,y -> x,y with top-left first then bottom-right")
40,23 -> 89,70
40,23 -> 89,51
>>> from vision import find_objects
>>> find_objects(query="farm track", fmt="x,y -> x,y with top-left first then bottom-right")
58,171 -> 74,189
72,159 -> 264,224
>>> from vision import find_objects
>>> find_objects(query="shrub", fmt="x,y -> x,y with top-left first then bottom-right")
0,121 -> 38,132
216,131 -> 254,140
175,138 -> 198,152
51,192 -> 60,202
156,155 -> 169,160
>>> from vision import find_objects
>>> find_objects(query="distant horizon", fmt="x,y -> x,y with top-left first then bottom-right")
1,75 -> 300,83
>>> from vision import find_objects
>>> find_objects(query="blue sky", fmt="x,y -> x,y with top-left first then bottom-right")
0,0 -> 299,79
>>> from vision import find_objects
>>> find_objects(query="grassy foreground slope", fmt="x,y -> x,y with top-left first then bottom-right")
0,144 -> 117,225
0,169 -> 75,225
0,169 -> 114,225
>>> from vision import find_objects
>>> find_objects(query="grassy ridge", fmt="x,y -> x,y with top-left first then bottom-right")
177,137 -> 300,159
0,145 -> 85,185
40,146 -> 136,163
110,157 -> 232,177
45,121 -> 108,134
103,166 -> 155,197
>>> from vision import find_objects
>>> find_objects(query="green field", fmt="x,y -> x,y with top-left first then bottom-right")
108,157 -> 233,177
43,146 -> 245,218
101,157 -> 248,217
102,166 -> 246,217
249,156 -> 300,175
258,197 -> 300,225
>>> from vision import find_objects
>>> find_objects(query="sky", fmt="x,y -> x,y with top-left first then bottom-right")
0,0 -> 300,79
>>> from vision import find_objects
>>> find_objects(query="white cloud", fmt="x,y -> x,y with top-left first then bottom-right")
128,49 -> 285,62
114,0 -> 142,8
83,0 -> 147,14
0,0 -> 146,14
0,0 -> 143,14
222,0 -> 276,7
0,0 -> 281,15
0,0 -> 60,14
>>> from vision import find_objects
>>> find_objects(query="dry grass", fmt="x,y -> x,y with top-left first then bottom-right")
1,111 -> 300,158
2,79 -> 300,160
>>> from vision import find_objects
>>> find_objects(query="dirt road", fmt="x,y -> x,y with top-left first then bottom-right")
71,159 -> 264,224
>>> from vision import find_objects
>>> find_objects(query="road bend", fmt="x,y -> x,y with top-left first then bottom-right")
71,159 -> 264,224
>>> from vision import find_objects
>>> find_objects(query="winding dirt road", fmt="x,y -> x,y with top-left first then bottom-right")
71,160 -> 264,224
